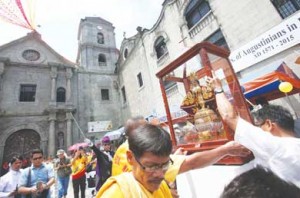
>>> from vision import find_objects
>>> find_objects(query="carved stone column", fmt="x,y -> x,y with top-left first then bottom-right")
66,112 -> 73,149
0,62 -> 5,93
0,144 -> 4,175
50,67 -> 57,105
0,61 -> 6,173
66,68 -> 73,104
48,112 -> 56,157
0,62 -> 4,76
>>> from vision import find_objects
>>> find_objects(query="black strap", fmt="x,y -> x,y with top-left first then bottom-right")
26,168 -> 31,187
25,168 -> 32,198
25,168 -> 49,198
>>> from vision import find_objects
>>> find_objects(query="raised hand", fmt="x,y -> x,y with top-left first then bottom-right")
84,138 -> 93,147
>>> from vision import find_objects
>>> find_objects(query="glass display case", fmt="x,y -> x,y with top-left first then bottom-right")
156,42 -> 253,164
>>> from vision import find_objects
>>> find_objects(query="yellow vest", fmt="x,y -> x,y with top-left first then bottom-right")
112,141 -> 131,176
96,172 -> 173,198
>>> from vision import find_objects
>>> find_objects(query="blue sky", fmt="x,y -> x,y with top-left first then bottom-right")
0,0 -> 162,61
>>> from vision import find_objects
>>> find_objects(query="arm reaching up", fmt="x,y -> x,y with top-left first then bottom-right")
209,77 -> 239,131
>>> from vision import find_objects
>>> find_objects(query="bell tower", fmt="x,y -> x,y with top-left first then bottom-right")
77,17 -> 118,73
76,17 -> 122,141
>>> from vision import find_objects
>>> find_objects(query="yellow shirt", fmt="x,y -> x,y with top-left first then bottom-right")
71,155 -> 87,180
112,141 -> 186,182
112,141 -> 131,176
87,154 -> 96,170
165,154 -> 185,183
96,172 -> 173,198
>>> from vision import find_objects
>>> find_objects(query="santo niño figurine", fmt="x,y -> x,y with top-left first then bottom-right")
181,72 -> 225,143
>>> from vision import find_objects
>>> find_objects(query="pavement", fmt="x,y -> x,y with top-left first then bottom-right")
66,180 -> 96,198
53,171 -> 96,198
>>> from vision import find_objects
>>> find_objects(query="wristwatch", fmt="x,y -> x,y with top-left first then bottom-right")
214,87 -> 224,94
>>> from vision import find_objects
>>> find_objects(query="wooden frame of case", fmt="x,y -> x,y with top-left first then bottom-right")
156,42 -> 253,164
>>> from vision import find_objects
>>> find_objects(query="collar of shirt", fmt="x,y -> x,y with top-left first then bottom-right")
9,169 -> 22,175
31,163 -> 46,170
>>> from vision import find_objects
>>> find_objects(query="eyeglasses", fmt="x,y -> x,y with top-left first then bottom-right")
134,155 -> 173,173
103,143 -> 110,146
32,156 -> 43,161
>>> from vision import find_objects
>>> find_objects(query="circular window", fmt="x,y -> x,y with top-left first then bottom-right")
22,49 -> 40,61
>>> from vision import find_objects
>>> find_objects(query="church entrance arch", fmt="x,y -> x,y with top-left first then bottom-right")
3,129 -> 40,167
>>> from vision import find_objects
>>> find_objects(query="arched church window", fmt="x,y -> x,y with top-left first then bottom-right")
154,36 -> 168,59
98,54 -> 107,66
185,0 -> 211,29
56,87 -> 66,102
97,32 -> 104,44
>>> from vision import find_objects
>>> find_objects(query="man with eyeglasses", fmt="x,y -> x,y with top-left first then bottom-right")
211,77 -> 300,188
18,149 -> 55,198
96,124 -> 249,197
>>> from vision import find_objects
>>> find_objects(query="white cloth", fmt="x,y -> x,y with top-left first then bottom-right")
0,169 -> 23,198
235,118 -> 300,187
103,151 -> 113,161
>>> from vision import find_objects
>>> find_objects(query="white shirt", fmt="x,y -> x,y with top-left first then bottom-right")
0,168 -> 23,198
103,151 -> 113,161
235,118 -> 300,188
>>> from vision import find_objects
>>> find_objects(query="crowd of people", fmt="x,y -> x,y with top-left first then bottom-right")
1,77 -> 300,198
0,149 -> 55,198
1,158 -> 31,177
0,136 -> 116,198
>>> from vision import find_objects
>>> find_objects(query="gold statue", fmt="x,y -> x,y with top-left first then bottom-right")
181,72 -> 224,142
181,72 -> 214,113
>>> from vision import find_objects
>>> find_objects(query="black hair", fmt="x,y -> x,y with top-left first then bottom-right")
221,166 -> 300,198
10,155 -> 23,164
30,148 -> 43,158
252,104 -> 294,132
128,124 -> 172,159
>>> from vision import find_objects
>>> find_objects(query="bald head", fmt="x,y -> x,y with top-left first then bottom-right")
124,116 -> 147,137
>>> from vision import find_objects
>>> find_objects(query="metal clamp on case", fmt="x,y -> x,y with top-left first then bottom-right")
214,88 -> 224,94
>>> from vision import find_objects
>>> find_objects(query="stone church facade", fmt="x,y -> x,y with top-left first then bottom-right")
0,17 -> 121,169
1,0 -> 300,171
117,0 -> 300,121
